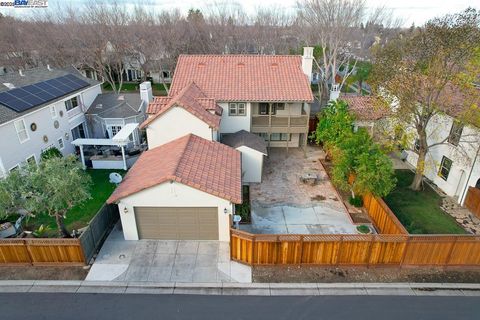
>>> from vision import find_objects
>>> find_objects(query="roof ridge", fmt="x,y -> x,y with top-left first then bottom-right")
172,133 -> 194,178
178,54 -> 302,58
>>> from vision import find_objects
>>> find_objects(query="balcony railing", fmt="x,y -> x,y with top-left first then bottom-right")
252,115 -> 308,127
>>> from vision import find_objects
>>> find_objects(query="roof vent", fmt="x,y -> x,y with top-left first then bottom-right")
271,63 -> 279,68
117,95 -> 125,101
3,83 -> 15,90
19,69 -> 24,77
96,104 -> 103,109
198,63 -> 206,68
237,62 -> 245,68
47,64 -> 52,71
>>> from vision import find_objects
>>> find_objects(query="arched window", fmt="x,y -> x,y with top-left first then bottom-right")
476,178 -> 480,189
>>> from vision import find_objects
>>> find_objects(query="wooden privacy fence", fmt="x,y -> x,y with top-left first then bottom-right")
363,193 -> 408,235
465,187 -> 480,219
230,229 -> 480,267
0,204 -> 119,266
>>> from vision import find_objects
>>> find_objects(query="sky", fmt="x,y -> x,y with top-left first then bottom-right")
0,0 -> 479,26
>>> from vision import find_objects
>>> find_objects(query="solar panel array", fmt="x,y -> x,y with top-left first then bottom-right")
0,74 -> 90,113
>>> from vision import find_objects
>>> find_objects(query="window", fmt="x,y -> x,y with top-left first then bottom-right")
414,139 -> 420,153
50,106 -> 57,118
58,137 -> 64,150
256,133 -> 269,141
259,103 -> 277,115
229,103 -> 246,116
270,133 -> 291,141
9,165 -> 19,173
109,125 -> 122,138
272,103 -> 285,111
65,96 -> 79,111
439,156 -> 452,181
448,121 -> 463,146
26,155 -> 36,165
14,119 -> 29,143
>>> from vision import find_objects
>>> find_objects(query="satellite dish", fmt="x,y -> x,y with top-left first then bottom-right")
109,172 -> 123,184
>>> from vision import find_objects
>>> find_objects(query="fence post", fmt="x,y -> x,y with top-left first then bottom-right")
298,235 -> 304,264
24,239 -> 33,266
366,235 -> 375,267
336,235 -> 343,267
444,236 -> 458,268
399,236 -> 410,268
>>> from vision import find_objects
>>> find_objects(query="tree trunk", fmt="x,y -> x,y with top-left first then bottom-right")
55,214 -> 71,238
357,80 -> 362,94
411,137 -> 427,191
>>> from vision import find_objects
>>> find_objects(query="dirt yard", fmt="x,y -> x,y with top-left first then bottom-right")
253,266 -> 480,283
0,266 -> 88,280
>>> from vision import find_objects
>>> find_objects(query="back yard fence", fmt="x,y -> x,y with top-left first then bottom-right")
465,187 -> 480,219
0,204 -> 119,266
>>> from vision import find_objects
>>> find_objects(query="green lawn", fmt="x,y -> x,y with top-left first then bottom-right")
384,170 -> 467,234
102,82 -> 169,96
24,169 -> 123,236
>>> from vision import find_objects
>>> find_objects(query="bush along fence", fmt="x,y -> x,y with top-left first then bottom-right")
0,204 -> 119,266
230,194 -> 480,267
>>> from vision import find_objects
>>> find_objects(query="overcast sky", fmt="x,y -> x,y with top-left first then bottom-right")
1,0 -> 479,26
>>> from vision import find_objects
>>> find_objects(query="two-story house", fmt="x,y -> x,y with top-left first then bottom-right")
0,66 -> 101,176
107,49 -> 314,241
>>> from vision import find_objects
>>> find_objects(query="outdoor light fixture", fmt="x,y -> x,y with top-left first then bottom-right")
224,208 -> 228,214
123,207 -> 129,214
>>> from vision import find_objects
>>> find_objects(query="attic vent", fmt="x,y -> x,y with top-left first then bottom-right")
271,63 -> 279,68
237,62 -> 245,68
197,63 -> 206,68
3,83 -> 15,90
117,95 -> 125,101
96,104 -> 103,109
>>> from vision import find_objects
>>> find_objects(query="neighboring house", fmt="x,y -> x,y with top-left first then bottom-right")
107,134 -> 241,241
108,48 -> 313,241
341,94 -> 389,135
405,110 -> 480,205
0,66 -> 101,177
85,82 -> 152,146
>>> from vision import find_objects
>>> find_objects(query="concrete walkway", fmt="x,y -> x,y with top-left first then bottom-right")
86,226 -> 251,283
1,280 -> 480,296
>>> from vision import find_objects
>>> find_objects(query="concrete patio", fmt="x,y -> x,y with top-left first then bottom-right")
245,146 -> 358,234
86,225 -> 252,283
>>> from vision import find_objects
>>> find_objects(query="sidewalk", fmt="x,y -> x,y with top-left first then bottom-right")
1,280 -> 480,296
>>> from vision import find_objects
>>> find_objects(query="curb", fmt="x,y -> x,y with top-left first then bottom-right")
0,281 -> 480,296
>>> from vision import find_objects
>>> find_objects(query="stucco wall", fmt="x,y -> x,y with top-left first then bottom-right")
146,107 -> 213,148
218,102 -> 251,134
237,146 -> 264,183
268,133 -> 301,148
116,181 -> 233,241
405,113 -> 480,203
0,84 -> 102,175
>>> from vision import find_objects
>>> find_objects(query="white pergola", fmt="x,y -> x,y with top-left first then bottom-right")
72,123 -> 138,170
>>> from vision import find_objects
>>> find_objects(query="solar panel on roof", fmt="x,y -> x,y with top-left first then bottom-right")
0,74 -> 91,113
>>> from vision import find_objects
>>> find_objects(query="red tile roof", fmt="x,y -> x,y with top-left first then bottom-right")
170,55 -> 314,102
141,82 -> 222,129
341,95 -> 390,121
107,134 -> 242,204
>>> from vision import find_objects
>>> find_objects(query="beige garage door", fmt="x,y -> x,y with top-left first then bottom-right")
134,207 -> 219,240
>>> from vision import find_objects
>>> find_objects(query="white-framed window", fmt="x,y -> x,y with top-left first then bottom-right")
256,132 -> 269,141
414,139 -> 420,153
14,119 -> 29,143
229,102 -> 246,116
58,137 -> 64,150
50,106 -> 57,118
259,103 -> 281,115
9,164 -> 20,173
448,121 -> 463,146
65,96 -> 79,111
438,156 -> 453,181
109,125 -> 123,138
26,154 -> 36,165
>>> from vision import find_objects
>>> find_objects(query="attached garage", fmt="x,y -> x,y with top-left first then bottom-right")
134,207 -> 219,240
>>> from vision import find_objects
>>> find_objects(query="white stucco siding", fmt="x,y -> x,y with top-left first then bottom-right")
146,107 -> 213,148
237,146 -> 264,183
116,181 -> 234,241
405,113 -> 480,202
80,84 -> 102,112
218,102 -> 251,134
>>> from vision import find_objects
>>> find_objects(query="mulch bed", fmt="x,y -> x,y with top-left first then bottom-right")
253,265 -> 480,283
0,266 -> 88,280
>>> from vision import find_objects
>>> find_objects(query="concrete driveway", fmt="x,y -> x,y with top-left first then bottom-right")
86,225 -> 251,283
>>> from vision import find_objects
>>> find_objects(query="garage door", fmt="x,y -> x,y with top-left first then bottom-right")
134,207 -> 219,240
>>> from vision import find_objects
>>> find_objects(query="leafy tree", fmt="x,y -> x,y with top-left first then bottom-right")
313,100 -> 355,150
40,147 -> 63,161
346,61 -> 372,94
0,156 -> 91,237
370,8 -> 480,190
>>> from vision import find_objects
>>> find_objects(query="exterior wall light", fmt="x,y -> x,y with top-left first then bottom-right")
123,207 -> 129,214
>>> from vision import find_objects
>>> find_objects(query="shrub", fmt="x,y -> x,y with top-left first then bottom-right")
349,196 -> 363,207
356,225 -> 371,234
41,147 -> 63,161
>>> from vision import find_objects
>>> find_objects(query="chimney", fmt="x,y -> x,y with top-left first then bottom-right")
301,47 -> 314,82
330,84 -> 340,101
19,69 -> 24,77
47,64 -> 52,71
140,81 -> 153,104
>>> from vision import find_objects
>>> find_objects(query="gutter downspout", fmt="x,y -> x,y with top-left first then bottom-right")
460,144 -> 480,205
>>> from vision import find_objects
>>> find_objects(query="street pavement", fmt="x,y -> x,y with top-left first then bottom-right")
0,293 -> 479,319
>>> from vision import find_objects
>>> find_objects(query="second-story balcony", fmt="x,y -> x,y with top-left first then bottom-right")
251,114 -> 309,133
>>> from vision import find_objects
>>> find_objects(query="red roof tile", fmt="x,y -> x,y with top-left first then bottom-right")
170,55 -> 314,102
141,82 -> 222,129
341,94 -> 390,121
107,134 -> 242,204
